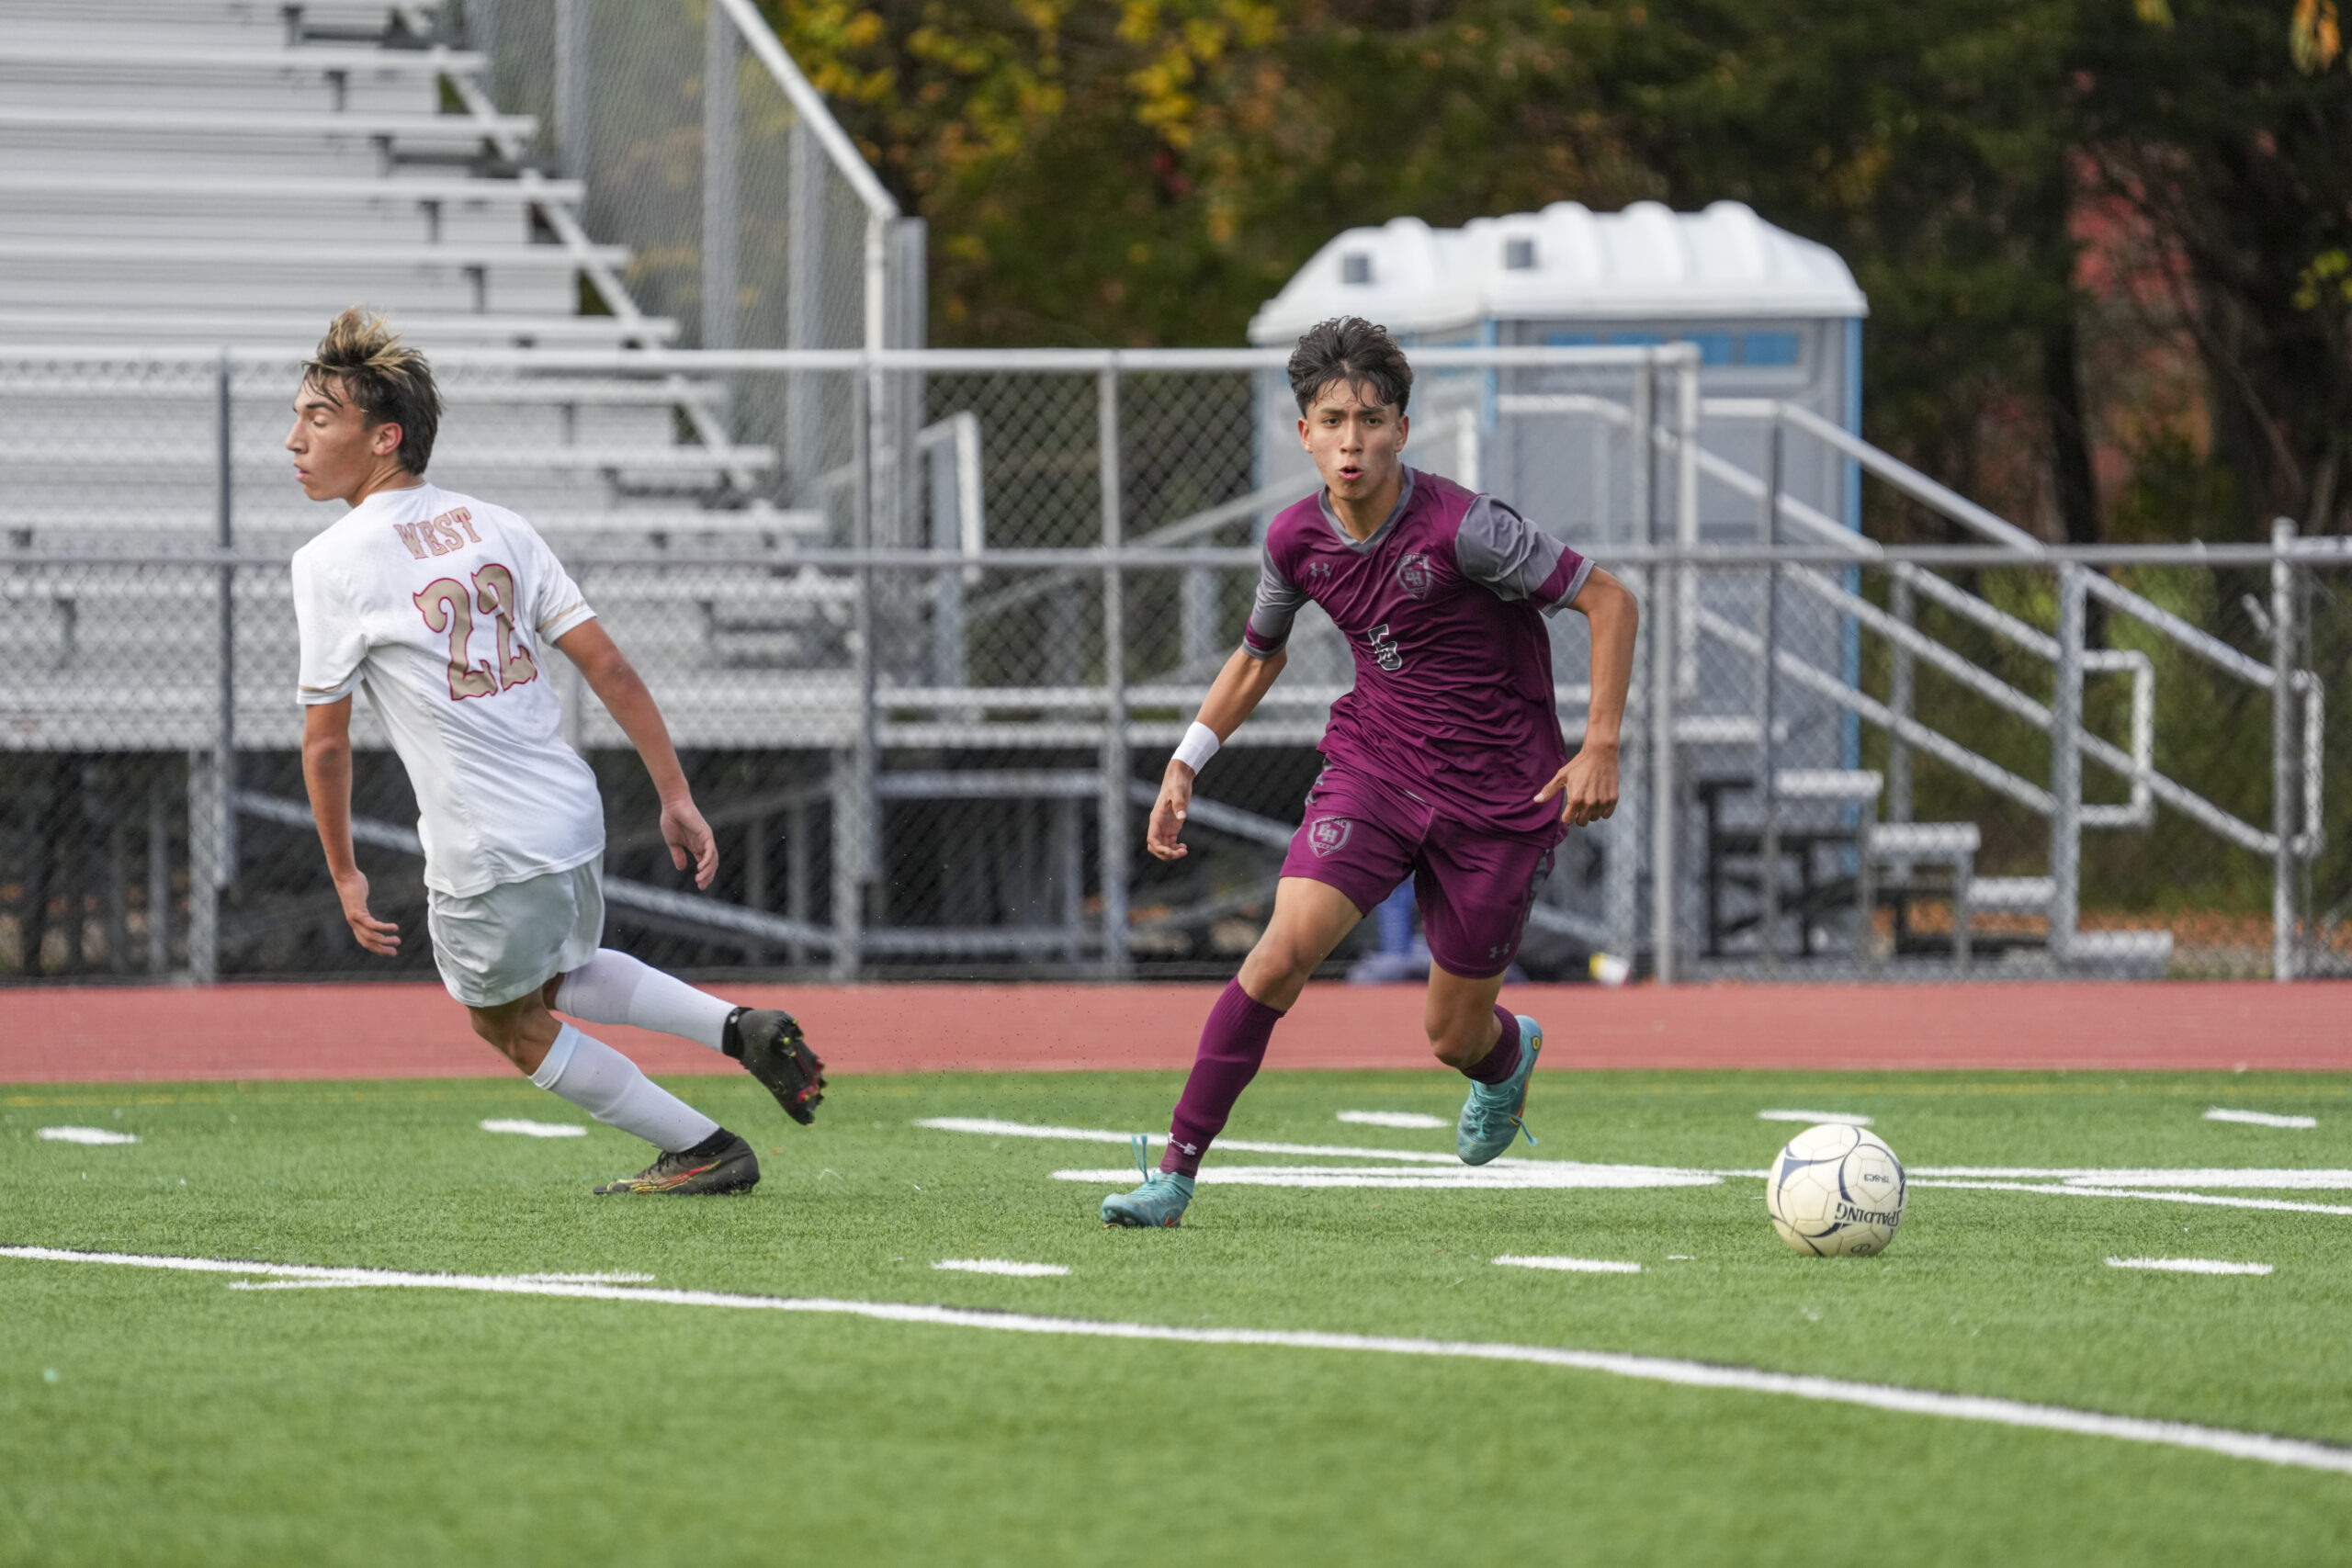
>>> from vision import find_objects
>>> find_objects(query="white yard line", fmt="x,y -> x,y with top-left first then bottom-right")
38,1127 -> 137,1145
480,1120 -> 588,1139
1053,1165 -> 1717,1190
933,1259 -> 1071,1278
1494,1256 -> 1643,1273
1913,1179 -> 2352,1218
1337,1111 -> 1449,1130
919,1118 -> 1716,1182
2205,1109 -> 2318,1130
1758,1110 -> 1874,1126
6,1244 -> 2350,1480
931,1117 -> 2352,1210
2107,1258 -> 2274,1276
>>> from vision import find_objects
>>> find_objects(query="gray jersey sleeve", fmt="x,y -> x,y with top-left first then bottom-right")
1454,495 -> 1594,615
1240,537 -> 1307,657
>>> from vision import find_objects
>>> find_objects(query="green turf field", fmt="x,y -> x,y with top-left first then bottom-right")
6,1067 -> 2351,1565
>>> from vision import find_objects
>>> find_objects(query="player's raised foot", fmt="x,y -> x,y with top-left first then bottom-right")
1457,1015 -> 1544,1166
1101,1133 -> 1194,1228
593,1129 -> 760,1195
724,1008 -> 826,1124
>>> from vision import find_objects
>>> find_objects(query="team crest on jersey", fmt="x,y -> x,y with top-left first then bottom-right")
1307,818 -> 1354,857
1396,551 -> 1435,599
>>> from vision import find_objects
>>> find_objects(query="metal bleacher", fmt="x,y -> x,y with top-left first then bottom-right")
0,0 -> 811,547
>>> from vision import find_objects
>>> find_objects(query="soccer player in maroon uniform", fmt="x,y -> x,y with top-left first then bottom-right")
1102,316 -> 1638,1228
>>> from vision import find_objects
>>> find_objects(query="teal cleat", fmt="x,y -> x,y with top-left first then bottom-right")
1457,1015 -> 1544,1166
1101,1134 -> 1194,1228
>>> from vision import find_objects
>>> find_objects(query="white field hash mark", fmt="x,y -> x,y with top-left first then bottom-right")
38,1127 -> 137,1145
7,1246 -> 2352,1481
480,1119 -> 589,1138
933,1259 -> 1072,1278
1758,1110 -> 1874,1127
924,1118 -> 2352,1213
1494,1256 -> 1644,1274
2106,1258 -> 2274,1277
1337,1111 -> 1449,1130
2205,1108 -> 2317,1130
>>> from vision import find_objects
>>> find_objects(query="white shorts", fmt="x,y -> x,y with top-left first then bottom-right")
426,860 -> 605,1008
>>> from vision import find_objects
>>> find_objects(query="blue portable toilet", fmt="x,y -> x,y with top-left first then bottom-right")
1248,199 -> 1867,551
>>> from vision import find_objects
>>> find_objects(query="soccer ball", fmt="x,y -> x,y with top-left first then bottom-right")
1764,1123 -> 1906,1257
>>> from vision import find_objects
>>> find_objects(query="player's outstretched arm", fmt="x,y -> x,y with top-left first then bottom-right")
554,620 -> 718,890
300,697 -> 401,955
1148,646 -> 1287,862
1536,567 -> 1638,827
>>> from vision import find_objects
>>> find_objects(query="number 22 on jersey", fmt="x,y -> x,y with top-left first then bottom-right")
413,562 -> 539,701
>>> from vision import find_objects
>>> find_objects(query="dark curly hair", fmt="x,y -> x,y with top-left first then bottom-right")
1287,316 -> 1413,416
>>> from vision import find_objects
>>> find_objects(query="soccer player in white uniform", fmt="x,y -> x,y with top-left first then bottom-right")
287,309 -> 825,1195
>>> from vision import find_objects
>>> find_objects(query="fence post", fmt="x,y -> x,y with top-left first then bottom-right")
1651,551 -> 1679,987
1757,415 -> 1781,973
1675,347 -> 1700,699
2272,516 -> 2299,982
553,0 -> 585,179
701,2 -> 738,355
1648,360 -> 1678,986
831,365 -> 876,981
189,351 -> 238,983
785,118 -> 820,497
1098,364 -> 1131,976
2049,562 -> 2084,965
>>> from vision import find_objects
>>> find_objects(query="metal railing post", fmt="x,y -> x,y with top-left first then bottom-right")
2049,562 -> 2084,964
1888,573 -> 1916,829
2272,516 -> 2299,981
701,3 -> 738,355
1098,364 -> 1131,975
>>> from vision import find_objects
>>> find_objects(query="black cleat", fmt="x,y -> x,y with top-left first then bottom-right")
723,1007 -> 827,1124
593,1129 -> 760,1195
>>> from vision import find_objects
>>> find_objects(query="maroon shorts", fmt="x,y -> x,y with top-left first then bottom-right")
1279,764 -> 1565,979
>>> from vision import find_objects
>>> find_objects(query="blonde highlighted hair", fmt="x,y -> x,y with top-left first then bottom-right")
304,308 -> 441,474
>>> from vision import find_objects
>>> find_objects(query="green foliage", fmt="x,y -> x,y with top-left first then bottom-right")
764,0 -> 2352,539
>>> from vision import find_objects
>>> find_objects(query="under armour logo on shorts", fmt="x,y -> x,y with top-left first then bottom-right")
1307,818 -> 1354,856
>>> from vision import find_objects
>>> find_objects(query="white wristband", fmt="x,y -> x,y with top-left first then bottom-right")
1172,721 -> 1221,773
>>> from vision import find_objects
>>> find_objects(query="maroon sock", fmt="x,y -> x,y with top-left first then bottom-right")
1161,980 -> 1285,1176
1463,1006 -> 1522,1085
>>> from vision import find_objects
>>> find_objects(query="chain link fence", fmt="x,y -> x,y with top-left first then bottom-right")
1,345 -> 2338,986
467,0 -> 919,359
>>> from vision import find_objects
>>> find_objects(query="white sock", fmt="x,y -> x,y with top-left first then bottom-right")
554,948 -> 735,1052
529,1024 -> 722,1152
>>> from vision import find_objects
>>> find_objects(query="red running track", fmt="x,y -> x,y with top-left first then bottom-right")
0,979 -> 2346,1083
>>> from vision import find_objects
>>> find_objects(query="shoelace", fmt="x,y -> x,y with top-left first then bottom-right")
1129,1132 -> 1152,1183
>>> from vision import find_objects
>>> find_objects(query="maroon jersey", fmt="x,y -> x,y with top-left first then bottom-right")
1242,468 -> 1593,838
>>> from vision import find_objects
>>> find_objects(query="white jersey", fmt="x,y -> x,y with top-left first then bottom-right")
291,481 -> 605,897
